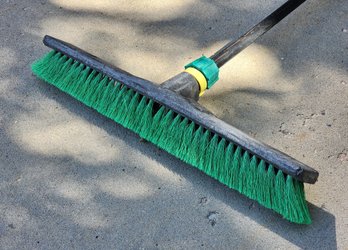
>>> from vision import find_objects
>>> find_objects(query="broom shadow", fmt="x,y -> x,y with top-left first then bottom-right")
34,78 -> 337,249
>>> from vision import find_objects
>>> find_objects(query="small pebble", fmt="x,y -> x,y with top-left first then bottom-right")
337,152 -> 348,162
139,138 -> 148,143
207,211 -> 219,226
199,197 -> 208,205
342,28 -> 348,33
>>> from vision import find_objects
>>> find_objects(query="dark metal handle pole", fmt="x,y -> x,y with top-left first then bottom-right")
210,0 -> 307,68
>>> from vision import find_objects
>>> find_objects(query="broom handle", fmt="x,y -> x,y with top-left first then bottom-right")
210,0 -> 307,68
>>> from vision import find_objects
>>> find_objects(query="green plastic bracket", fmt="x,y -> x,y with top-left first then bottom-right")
185,56 -> 219,89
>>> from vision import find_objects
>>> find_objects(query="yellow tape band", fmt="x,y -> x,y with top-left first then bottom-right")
184,67 -> 207,96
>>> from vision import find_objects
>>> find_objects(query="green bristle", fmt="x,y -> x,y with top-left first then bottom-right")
69,66 -> 92,99
106,84 -> 128,118
230,146 -> 242,189
116,89 -> 136,124
212,138 -> 227,180
84,72 -> 103,106
89,75 -> 109,109
238,151 -> 250,194
256,160 -> 268,206
138,99 -> 154,139
200,130 -> 212,169
206,134 -> 219,178
247,156 -> 258,199
189,126 -> 204,166
178,121 -> 195,160
275,170 -> 286,215
96,80 -> 118,114
285,176 -> 298,222
31,51 -> 312,224
59,60 -> 81,91
148,106 -> 167,143
154,110 -> 175,146
265,165 -> 276,209
221,143 -> 233,186
158,114 -> 181,151
51,56 -> 71,83
123,92 -> 141,130
172,117 -> 189,155
103,82 -> 121,118
75,69 -> 97,101
45,52 -> 62,76
132,96 -> 149,134
294,179 -> 311,224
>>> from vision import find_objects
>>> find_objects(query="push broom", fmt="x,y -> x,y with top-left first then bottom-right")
32,0 -> 319,224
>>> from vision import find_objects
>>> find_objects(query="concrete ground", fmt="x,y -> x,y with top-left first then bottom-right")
0,0 -> 347,249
